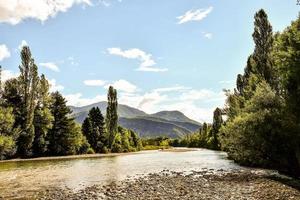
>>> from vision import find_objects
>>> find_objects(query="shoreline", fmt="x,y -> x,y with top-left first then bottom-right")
38,170 -> 300,200
0,147 -> 198,163
0,151 -> 146,163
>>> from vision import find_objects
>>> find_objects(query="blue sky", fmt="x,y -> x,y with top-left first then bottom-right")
0,0 -> 299,122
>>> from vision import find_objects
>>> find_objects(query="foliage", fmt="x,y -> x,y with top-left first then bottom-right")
47,92 -> 85,156
82,107 -> 106,153
17,46 -> 39,157
220,10 -> 300,177
106,86 -> 118,148
0,107 -> 19,159
32,75 -> 53,156
142,137 -> 171,150
171,107 -> 223,150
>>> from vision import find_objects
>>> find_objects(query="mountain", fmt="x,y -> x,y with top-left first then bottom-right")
151,111 -> 200,125
70,102 -> 201,138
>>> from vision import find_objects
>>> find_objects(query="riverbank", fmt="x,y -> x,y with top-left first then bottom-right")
0,147 -> 195,163
38,170 -> 300,200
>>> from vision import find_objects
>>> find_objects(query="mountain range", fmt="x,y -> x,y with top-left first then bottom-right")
70,102 -> 201,138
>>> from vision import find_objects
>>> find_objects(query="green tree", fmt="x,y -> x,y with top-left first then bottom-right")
32,75 -> 53,156
252,9 -> 275,87
106,86 -> 118,148
199,122 -> 208,147
273,15 -> 300,176
17,46 -> 39,157
207,108 -> 223,149
48,92 -> 82,155
2,78 -> 23,129
220,82 -> 284,166
82,107 -> 106,152
220,11 -> 300,177
0,107 -> 19,159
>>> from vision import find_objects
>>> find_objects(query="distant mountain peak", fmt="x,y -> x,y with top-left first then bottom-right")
70,101 -> 201,138
151,110 -> 200,125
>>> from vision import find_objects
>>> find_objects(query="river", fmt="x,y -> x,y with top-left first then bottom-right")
0,148 -> 247,199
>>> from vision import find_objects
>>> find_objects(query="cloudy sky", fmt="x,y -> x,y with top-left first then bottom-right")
0,0 -> 298,122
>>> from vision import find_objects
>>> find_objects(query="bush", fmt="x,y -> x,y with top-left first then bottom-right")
86,148 -> 95,154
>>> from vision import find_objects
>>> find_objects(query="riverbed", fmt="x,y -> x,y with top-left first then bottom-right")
0,148 -> 298,199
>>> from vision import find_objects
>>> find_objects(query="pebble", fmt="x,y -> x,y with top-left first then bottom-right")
34,170 -> 300,200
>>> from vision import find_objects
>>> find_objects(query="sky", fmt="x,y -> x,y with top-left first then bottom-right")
0,0 -> 299,122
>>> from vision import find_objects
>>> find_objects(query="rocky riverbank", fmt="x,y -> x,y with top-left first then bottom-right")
37,170 -> 300,200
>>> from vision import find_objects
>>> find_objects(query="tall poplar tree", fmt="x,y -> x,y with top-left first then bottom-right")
17,46 -> 39,157
106,86 -> 118,148
252,9 -> 275,88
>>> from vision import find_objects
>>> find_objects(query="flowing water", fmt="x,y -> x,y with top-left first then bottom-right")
0,148 -> 247,199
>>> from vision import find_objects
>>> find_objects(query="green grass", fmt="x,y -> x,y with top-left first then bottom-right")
142,145 -> 171,150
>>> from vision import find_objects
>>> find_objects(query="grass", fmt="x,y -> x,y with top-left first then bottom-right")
142,145 -> 171,150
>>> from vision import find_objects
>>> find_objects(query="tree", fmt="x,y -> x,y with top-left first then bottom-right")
32,75 -> 53,156
0,107 -> 19,159
81,117 -> 93,147
252,10 -> 274,83
47,92 -> 82,156
220,10 -> 300,177
82,107 -> 106,152
106,86 -> 118,148
220,82 -> 284,166
273,15 -> 300,176
198,122 -> 208,147
207,108 -> 223,150
2,78 -> 23,129
17,46 -> 39,157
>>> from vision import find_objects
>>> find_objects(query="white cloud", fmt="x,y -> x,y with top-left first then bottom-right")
153,86 -> 190,93
107,47 -> 168,72
105,79 -> 137,93
1,70 -> 19,82
49,79 -> 64,92
136,88 -> 225,122
84,79 -> 106,86
0,0 -> 92,25
219,80 -> 233,84
180,89 -> 224,102
40,62 -> 60,72
177,7 -> 213,24
67,56 -> 79,66
0,44 -> 11,61
65,82 -> 225,122
119,86 -> 225,122
158,101 -> 216,123
65,93 -> 106,107
203,32 -> 212,39
99,0 -> 110,7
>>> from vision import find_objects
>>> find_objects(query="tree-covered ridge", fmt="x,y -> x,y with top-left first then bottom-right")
0,46 -> 142,159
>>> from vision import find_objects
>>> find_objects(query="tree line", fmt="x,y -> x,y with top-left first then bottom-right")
177,9 -> 300,178
172,107 -> 223,150
0,46 -> 141,159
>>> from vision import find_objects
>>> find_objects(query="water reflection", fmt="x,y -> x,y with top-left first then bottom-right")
0,149 -> 244,198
